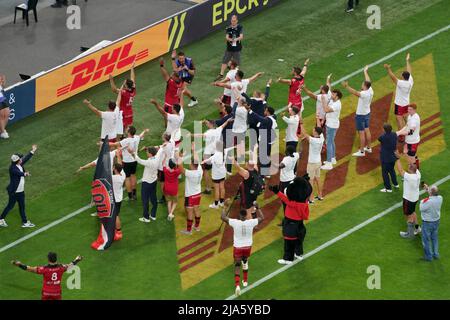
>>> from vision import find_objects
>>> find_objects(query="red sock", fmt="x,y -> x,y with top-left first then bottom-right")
415,157 -> 420,169
234,274 -> 240,286
194,216 -> 201,228
243,270 -> 248,282
186,219 -> 193,232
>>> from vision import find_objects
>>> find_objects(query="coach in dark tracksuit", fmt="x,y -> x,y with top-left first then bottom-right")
0,145 -> 37,228
378,123 -> 399,192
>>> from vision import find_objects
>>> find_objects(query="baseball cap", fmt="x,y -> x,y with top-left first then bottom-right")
11,154 -> 20,162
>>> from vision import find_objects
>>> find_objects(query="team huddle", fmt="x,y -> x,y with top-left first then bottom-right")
6,15 -> 427,299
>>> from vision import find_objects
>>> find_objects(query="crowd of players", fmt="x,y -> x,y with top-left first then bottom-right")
5,14 -> 439,299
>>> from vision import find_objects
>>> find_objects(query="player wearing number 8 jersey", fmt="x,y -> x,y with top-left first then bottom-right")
11,252 -> 83,300
221,200 -> 264,297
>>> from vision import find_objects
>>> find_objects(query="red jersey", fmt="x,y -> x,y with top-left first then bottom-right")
165,78 -> 183,106
288,76 -> 304,107
120,88 -> 136,116
36,264 -> 68,297
163,167 -> 181,196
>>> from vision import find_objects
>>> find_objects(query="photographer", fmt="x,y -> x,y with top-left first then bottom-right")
420,184 -> 442,261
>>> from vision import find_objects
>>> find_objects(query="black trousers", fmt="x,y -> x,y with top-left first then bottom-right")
283,221 -> 306,261
381,161 -> 398,190
347,0 -> 360,9
141,181 -> 157,219
1,192 -> 27,223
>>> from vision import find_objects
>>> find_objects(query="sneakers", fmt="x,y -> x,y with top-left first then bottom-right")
380,188 -> 392,193
294,254 -> 304,261
315,196 -> 324,201
209,203 -> 219,209
22,221 -> 35,228
364,147 -> 373,153
180,230 -> 192,235
0,131 -> 9,139
345,7 -> 354,13
414,226 -> 422,235
235,285 -> 241,296
321,162 -> 333,170
242,281 -> 248,287
393,184 -> 400,189
400,231 -> 413,239
149,216 -> 156,221
0,219 -> 8,227
352,150 -> 365,157
188,99 -> 198,107
277,259 -> 293,265
218,202 -> 224,208
139,217 -> 151,223
167,214 -> 174,221
308,200 -> 314,205
331,158 -> 337,165
90,212 -> 98,217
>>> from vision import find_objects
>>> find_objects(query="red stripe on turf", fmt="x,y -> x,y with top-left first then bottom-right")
421,112 -> 441,126
178,240 -> 217,264
179,251 -> 215,273
420,128 -> 443,144
177,229 -> 220,255
421,121 -> 442,136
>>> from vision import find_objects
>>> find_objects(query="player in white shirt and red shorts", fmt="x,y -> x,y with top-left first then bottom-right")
396,103 -> 420,168
221,199 -> 264,297
384,53 -> 414,143
179,143 -> 203,235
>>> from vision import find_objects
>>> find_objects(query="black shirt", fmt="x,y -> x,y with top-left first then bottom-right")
226,24 -> 243,52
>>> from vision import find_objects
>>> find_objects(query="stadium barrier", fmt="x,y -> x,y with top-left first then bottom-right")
5,0 -> 281,125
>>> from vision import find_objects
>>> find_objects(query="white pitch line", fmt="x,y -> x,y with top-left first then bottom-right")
0,24 -> 449,254
226,174 -> 450,300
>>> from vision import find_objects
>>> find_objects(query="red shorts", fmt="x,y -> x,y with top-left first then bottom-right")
406,143 -> 419,156
233,246 -> 252,260
221,95 -> 231,106
185,193 -> 201,208
122,114 -> 133,128
175,140 -> 181,148
42,292 -> 62,300
394,104 -> 409,116
164,102 -> 174,114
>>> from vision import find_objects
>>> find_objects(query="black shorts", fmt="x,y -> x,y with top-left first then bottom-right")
212,178 -> 225,184
123,161 -> 137,177
403,198 -> 417,215
222,50 -> 241,65
158,170 -> 165,182
115,201 -> 122,216
182,76 -> 194,84
241,193 -> 257,210
0,101 -> 9,110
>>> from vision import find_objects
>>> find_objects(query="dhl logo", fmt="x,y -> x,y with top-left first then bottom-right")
174,53 -> 446,290
56,42 -> 149,97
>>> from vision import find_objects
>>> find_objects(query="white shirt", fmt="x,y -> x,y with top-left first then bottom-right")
224,69 -> 238,96
112,170 -> 126,202
280,152 -> 300,182
282,115 -> 299,142
325,99 -> 341,129
405,113 -> 421,144
229,218 -> 259,248
316,92 -> 331,119
230,79 -> 250,106
395,75 -> 414,106
308,134 -> 325,164
93,150 -> 116,174
356,87 -> 374,115
185,165 -> 203,197
16,165 -> 25,193
158,141 -> 175,171
204,127 -> 223,155
403,170 -> 421,202
207,152 -> 226,180
120,135 -> 140,163
115,109 -> 123,135
100,110 -> 117,139
136,149 -> 162,184
232,106 -> 248,133
166,108 -> 185,142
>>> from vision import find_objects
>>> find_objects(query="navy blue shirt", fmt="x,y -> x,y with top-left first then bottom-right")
378,132 -> 398,163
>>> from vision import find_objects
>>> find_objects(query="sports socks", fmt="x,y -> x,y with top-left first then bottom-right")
194,217 -> 201,228
186,219 -> 193,232
234,274 -> 240,287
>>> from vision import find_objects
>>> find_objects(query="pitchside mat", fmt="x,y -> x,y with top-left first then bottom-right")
0,0 -> 449,299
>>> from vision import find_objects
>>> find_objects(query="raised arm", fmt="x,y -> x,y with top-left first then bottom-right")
221,199 -> 232,224
300,58 -> 309,77
247,72 -> 264,83
302,85 -> 317,101
11,260 -> 38,273
213,81 -> 232,89
77,161 -> 96,173
83,99 -> 101,117
322,95 -> 334,113
277,77 -> 291,85
326,73 -> 332,90
254,202 -> 265,224
363,65 -> 371,82
62,255 -> 83,270
384,64 -> 398,84
264,79 -> 272,101
395,159 -> 405,177
406,53 -> 412,74
341,81 -> 361,97
159,58 -> 170,82
150,98 -> 167,119
139,128 -> 150,139
130,60 -> 136,85
170,50 -> 180,72
231,156 -> 249,180
109,74 -> 120,94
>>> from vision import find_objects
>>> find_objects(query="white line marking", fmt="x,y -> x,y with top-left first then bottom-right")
1,24 -> 448,254
226,174 -> 450,300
